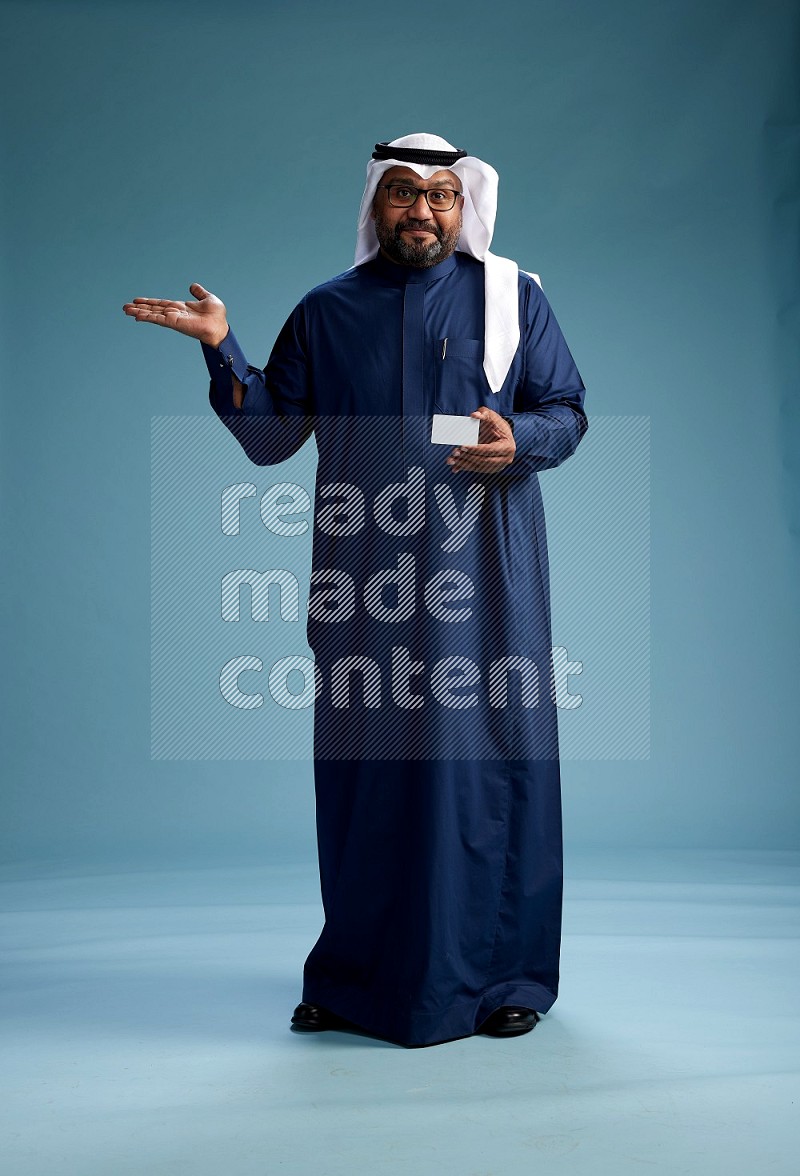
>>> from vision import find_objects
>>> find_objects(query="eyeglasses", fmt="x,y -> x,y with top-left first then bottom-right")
379,183 -> 463,211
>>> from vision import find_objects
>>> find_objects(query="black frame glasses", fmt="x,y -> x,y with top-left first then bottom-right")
379,183 -> 463,211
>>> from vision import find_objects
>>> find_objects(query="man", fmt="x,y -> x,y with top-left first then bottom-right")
124,133 -> 588,1048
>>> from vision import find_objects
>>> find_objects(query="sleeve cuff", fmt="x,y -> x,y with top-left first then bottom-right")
502,408 -> 585,476
498,412 -> 543,477
200,326 -> 251,385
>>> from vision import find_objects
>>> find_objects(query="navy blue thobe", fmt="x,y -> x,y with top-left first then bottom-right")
202,249 -> 587,1047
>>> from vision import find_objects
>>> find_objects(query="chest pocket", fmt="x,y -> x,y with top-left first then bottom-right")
434,338 -> 491,415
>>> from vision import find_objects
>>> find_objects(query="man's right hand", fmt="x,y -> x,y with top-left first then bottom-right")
122,283 -> 229,348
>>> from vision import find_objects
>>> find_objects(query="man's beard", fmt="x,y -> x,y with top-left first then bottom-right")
374,209 -> 462,268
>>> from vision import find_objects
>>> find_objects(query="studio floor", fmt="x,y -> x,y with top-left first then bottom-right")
2,848 -> 797,1175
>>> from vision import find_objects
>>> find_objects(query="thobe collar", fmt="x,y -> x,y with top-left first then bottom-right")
368,249 -> 460,286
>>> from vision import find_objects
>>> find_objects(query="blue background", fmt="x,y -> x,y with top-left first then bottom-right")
2,0 -> 797,867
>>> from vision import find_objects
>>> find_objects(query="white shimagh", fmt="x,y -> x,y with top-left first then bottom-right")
354,132 -> 541,395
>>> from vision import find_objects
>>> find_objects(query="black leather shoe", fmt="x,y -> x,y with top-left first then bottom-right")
291,1001 -> 347,1032
476,1005 -> 540,1037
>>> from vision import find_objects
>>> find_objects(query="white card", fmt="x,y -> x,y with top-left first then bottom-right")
431,413 -> 481,447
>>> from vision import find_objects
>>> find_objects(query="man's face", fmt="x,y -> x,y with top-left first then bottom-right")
371,166 -> 464,268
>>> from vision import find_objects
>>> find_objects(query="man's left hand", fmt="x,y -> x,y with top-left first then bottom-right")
446,407 -> 515,473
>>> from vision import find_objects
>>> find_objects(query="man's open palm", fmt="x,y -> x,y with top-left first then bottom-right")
123,283 -> 229,348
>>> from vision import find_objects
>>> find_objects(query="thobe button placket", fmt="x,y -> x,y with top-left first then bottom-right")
401,283 -> 426,470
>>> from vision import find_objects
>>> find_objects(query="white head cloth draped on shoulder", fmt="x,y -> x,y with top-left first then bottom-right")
354,132 -> 540,394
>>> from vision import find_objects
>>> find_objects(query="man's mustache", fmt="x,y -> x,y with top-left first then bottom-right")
395,220 -> 442,239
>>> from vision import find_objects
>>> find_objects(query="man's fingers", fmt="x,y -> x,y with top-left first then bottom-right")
458,449 -> 506,464
446,434 -> 515,473
129,297 -> 187,309
127,308 -> 169,323
451,453 -> 507,472
125,290 -> 213,307
122,304 -> 158,319
122,304 -> 187,327
460,440 -> 508,456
